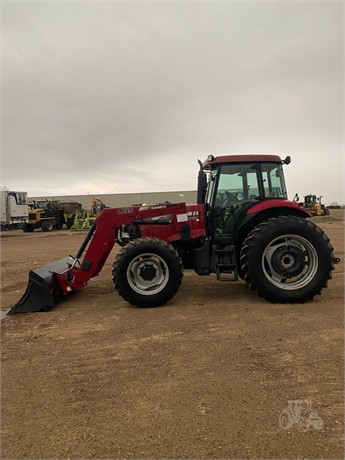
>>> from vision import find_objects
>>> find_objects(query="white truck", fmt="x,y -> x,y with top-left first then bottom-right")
0,190 -> 28,230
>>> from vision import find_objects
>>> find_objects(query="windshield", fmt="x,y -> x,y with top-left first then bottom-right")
36,202 -> 47,209
15,193 -> 27,205
214,162 -> 286,207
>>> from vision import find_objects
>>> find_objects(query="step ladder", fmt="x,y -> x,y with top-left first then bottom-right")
213,245 -> 238,281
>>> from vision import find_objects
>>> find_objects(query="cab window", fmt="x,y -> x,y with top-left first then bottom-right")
261,163 -> 286,199
215,163 -> 260,206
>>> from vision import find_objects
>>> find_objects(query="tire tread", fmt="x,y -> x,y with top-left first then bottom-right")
240,216 -> 336,303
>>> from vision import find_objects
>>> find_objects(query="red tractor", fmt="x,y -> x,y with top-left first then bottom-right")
10,155 -> 339,313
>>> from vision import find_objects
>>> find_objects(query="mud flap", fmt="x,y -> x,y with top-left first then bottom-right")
9,256 -> 75,314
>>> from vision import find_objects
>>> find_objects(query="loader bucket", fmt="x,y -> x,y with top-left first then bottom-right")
9,256 -> 75,314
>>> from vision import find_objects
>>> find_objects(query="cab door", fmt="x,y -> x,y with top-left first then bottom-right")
211,164 -> 261,241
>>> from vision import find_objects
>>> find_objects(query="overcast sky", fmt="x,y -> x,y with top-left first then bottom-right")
1,1 -> 343,204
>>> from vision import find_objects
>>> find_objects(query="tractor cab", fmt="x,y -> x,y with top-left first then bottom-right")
203,155 -> 288,203
198,154 -> 292,241
304,194 -> 318,206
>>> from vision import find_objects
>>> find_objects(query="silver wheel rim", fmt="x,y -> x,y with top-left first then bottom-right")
262,234 -> 318,290
127,252 -> 169,296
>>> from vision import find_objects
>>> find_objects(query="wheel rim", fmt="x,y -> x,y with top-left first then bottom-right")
262,234 -> 318,290
127,253 -> 169,296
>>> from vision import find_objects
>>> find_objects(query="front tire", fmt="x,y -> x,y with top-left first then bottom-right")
297,417 -> 310,432
240,216 -> 335,303
41,220 -> 54,232
113,237 -> 183,307
23,224 -> 34,232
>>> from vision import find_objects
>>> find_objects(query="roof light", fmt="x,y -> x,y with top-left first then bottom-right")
207,155 -> 214,162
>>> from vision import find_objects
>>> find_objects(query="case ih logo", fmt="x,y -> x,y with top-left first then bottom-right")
150,205 -> 167,210
117,207 -> 134,215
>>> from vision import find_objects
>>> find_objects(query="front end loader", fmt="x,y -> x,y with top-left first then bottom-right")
10,155 -> 340,314
10,203 -> 199,313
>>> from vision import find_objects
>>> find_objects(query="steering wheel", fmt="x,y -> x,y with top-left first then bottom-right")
223,191 -> 240,207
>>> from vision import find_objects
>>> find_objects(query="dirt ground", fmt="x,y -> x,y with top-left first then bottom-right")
1,210 -> 344,459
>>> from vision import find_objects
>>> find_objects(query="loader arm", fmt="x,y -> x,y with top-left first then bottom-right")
10,203 -> 196,313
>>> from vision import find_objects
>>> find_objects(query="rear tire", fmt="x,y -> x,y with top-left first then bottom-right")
41,220 -> 54,232
240,216 -> 335,303
113,237 -> 183,307
279,410 -> 292,430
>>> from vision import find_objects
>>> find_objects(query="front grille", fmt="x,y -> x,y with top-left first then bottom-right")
29,213 -> 36,220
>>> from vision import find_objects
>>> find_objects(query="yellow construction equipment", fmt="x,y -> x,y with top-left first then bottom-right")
23,199 -> 82,232
303,195 -> 330,216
